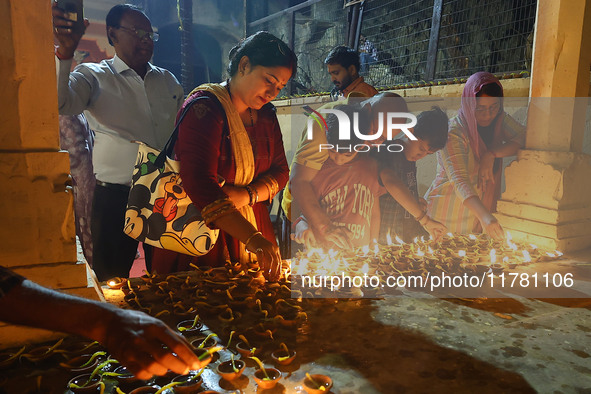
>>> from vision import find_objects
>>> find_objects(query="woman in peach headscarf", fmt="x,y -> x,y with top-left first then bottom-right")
424,72 -> 525,239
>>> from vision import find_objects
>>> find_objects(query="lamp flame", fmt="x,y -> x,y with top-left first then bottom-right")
307,248 -> 322,258
522,250 -> 532,263
489,248 -> 497,263
361,263 -> 369,275
386,232 -> 393,245
295,258 -> 309,276
506,232 -> 517,249
458,250 -> 466,257
361,245 -> 369,256
469,234 -> 477,240
395,235 -> 404,244
341,257 -> 349,270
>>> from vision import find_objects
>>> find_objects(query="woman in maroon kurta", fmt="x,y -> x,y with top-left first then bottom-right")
151,32 -> 297,280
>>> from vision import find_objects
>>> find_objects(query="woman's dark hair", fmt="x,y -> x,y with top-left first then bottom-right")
106,4 -> 145,45
325,104 -> 371,146
413,106 -> 449,151
476,82 -> 503,97
228,31 -> 298,78
324,46 -> 361,74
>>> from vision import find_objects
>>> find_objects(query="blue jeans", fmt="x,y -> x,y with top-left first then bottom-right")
360,52 -> 375,74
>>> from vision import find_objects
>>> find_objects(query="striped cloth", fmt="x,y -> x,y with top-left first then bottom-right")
424,113 -> 525,234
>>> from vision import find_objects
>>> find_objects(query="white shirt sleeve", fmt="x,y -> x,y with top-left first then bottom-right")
55,56 -> 94,116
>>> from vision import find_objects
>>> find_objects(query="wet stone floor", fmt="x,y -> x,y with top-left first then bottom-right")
295,251 -> 591,393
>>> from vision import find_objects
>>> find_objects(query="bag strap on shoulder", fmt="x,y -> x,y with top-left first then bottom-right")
154,96 -> 203,168
154,94 -> 228,169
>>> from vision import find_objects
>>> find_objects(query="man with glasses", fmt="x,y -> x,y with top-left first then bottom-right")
53,3 -> 184,281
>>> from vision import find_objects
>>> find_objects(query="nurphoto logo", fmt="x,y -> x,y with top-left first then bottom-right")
304,105 -> 417,153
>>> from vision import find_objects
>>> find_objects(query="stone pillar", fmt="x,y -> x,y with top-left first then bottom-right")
496,0 -> 591,252
0,0 -> 102,348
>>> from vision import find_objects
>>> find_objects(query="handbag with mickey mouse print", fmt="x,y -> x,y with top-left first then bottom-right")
124,97 -> 219,256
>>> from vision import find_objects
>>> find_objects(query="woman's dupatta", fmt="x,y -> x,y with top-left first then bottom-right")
188,83 -> 257,263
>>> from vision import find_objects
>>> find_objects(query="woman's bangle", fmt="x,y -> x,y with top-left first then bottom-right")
244,231 -> 262,249
245,186 -> 255,206
419,215 -> 430,226
252,185 -> 259,205
415,211 -> 427,223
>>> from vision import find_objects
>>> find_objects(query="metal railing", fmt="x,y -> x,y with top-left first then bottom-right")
248,0 -> 537,95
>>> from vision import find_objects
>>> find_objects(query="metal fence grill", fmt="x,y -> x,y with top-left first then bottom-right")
361,0 -> 435,86
249,0 -> 537,93
249,0 -> 347,96
293,0 -> 348,95
436,0 -> 536,79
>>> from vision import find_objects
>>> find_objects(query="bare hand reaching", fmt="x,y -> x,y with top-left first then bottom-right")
481,213 -> 504,240
422,217 -> 447,242
246,232 -> 281,281
323,225 -> 354,250
99,308 -> 203,380
292,219 -> 318,249
478,151 -> 496,190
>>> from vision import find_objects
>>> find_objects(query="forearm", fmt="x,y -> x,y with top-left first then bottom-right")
0,280 -> 114,344
370,206 -> 381,242
381,169 -> 424,218
463,195 -> 493,222
212,211 -> 259,244
1,275 -> 202,379
290,163 -> 332,233
491,141 -> 521,158
250,178 -> 272,203
291,178 -> 331,232
56,59 -> 91,115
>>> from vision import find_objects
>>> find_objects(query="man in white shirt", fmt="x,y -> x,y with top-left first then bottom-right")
53,3 -> 184,281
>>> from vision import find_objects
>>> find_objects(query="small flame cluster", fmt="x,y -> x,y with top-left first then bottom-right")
292,232 -> 563,279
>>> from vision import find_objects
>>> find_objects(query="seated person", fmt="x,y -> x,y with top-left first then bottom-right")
375,107 -> 449,243
425,72 -> 525,239
293,104 -> 382,249
324,45 -> 379,100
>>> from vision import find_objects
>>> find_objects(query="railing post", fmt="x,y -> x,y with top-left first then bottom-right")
425,0 -> 444,81
179,0 -> 194,93
288,11 -> 296,95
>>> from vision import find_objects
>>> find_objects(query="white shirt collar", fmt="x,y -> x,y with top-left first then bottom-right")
112,54 -> 154,75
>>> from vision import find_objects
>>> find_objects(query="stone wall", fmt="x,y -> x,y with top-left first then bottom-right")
0,0 -> 102,349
